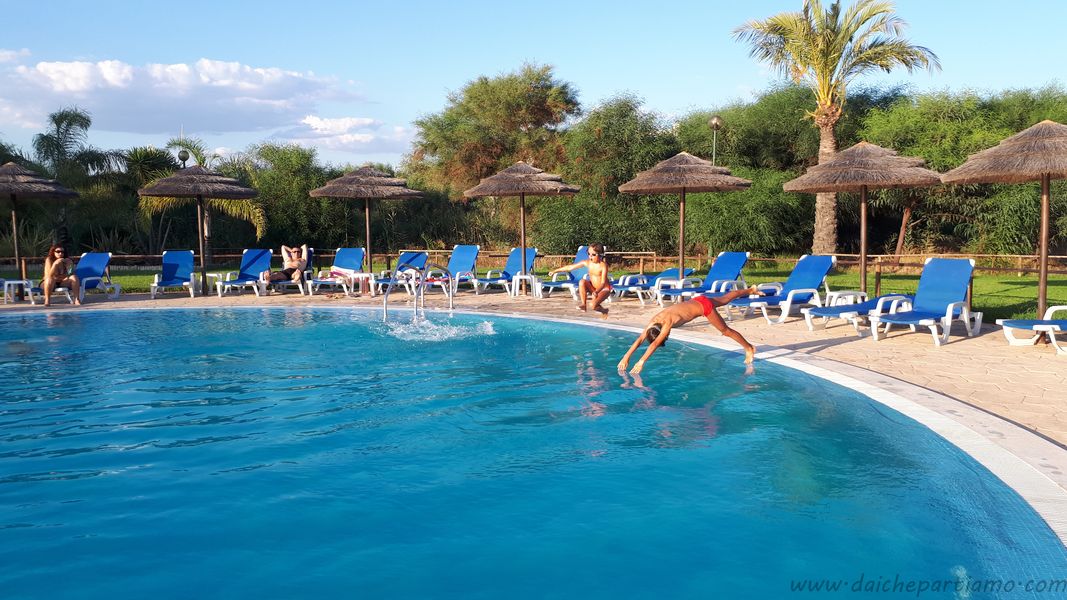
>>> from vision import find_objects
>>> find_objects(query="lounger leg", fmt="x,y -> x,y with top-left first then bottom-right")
1000,326 -> 1041,346
150,285 -> 157,300
967,312 -> 983,337
929,319 -> 950,347
803,309 -> 816,331
1048,331 -> 1066,355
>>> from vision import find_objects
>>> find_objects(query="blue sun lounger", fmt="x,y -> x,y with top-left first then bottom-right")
376,251 -> 428,295
801,292 -> 914,335
656,251 -> 749,306
307,247 -> 366,296
427,244 -> 480,294
724,254 -> 836,324
212,248 -> 272,297
614,267 -> 694,306
541,246 -> 590,300
150,250 -> 197,298
996,305 -> 1067,356
869,258 -> 983,347
474,247 -> 537,295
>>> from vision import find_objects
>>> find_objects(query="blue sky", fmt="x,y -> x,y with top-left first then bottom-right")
1,0 -> 1063,167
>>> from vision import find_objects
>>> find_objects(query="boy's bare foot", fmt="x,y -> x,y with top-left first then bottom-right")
593,305 -> 608,315
43,301 -> 50,307
576,304 -> 587,312
747,285 -> 764,297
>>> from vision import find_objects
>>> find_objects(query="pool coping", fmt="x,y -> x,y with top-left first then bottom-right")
5,303 -> 1066,547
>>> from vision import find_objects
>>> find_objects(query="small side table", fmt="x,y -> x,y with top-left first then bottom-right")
510,274 -> 542,298
3,279 -> 32,304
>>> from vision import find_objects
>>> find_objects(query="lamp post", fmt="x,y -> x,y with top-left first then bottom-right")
708,115 -> 723,166
178,149 -> 189,168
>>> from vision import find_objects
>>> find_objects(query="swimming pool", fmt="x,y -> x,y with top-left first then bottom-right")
1,308 -> 1064,598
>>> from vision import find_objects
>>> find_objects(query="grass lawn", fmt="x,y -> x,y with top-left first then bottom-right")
3,261 -> 1062,321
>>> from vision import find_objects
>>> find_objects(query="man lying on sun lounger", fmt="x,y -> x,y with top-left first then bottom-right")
548,243 -> 612,314
263,244 -> 308,284
618,286 -> 763,374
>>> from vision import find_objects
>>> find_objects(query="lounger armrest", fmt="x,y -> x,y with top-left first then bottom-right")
707,279 -> 741,293
680,277 -> 703,287
785,287 -> 822,307
944,301 -> 969,322
653,278 -> 682,291
1043,305 -> 1067,320
549,272 -> 573,282
617,274 -> 647,286
208,271 -> 237,282
82,276 -> 103,290
826,290 -> 866,306
757,282 -> 783,294
872,294 -> 911,316
425,268 -> 447,280
485,269 -> 505,279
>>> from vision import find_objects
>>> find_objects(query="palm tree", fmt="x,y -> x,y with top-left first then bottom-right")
734,0 -> 939,253
139,137 -> 265,262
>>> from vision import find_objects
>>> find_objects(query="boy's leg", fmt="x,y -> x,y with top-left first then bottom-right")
704,302 -> 757,363
577,279 -> 592,310
709,285 -> 760,308
591,283 -> 611,313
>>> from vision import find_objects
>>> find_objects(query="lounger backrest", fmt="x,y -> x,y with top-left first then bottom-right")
74,252 -> 112,289
238,249 -> 273,279
913,258 -> 974,313
161,250 -> 194,282
782,255 -> 835,293
333,248 -> 365,272
523,247 -> 538,273
574,246 -> 589,263
396,251 -> 428,272
705,251 -> 749,283
446,244 -> 480,274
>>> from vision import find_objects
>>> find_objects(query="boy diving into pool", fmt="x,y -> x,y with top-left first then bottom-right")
617,286 -> 762,374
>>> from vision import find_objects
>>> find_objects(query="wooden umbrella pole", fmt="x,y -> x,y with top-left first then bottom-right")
364,198 -> 372,275
860,186 -> 868,294
11,193 -> 23,280
519,192 -> 527,295
1038,174 -> 1051,317
196,195 -> 208,295
678,188 -> 686,275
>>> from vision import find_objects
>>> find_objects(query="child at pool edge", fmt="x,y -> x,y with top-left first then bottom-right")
547,243 -> 612,314
617,285 -> 763,375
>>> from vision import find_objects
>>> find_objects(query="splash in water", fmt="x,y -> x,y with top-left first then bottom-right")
385,318 -> 496,342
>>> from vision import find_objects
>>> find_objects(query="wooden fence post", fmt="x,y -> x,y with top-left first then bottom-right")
874,257 -> 882,297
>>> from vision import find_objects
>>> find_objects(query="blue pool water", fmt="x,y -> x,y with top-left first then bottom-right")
1,308 -> 1064,598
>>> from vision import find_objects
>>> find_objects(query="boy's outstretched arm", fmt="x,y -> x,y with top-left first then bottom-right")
628,325 -> 671,375
549,260 -> 589,276
617,331 -> 647,371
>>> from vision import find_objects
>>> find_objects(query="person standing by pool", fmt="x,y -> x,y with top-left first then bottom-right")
548,243 -> 612,314
617,286 -> 763,374
263,244 -> 308,284
41,245 -> 81,307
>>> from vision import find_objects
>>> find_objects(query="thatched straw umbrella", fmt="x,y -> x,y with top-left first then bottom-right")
138,166 -> 257,294
309,166 -> 423,274
464,162 -> 579,290
784,142 -> 941,293
0,162 -> 78,281
619,152 -> 751,274
942,120 -> 1067,316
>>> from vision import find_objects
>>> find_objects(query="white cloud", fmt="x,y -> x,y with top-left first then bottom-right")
0,54 -> 363,135
0,48 -> 30,63
275,116 -> 413,154
301,115 -> 379,135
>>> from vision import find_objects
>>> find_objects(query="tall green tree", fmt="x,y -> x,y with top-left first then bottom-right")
32,107 -> 118,187
408,63 -> 580,195
734,0 -> 939,253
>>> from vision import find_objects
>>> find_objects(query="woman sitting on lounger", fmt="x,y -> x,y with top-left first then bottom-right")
42,244 -> 81,307
263,244 -> 308,284
617,286 -> 762,374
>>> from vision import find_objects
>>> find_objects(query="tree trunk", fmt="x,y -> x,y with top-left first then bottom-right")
894,199 -> 915,264
812,122 -> 839,254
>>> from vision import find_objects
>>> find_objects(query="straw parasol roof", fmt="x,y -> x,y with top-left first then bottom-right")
309,166 -> 422,200
782,142 -> 941,293
941,120 -> 1067,185
618,152 -> 751,194
941,119 -> 1067,317
0,162 -> 79,199
137,166 -> 257,199
309,167 -> 423,280
618,152 -> 751,274
783,142 -> 941,192
464,162 -> 580,197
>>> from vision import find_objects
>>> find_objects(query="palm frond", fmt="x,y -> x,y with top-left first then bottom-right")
208,198 -> 267,240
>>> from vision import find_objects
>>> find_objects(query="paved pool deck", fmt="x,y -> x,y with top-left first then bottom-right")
3,287 -> 1065,541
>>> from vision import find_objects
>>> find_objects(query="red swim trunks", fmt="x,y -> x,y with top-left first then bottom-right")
693,295 -> 714,317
